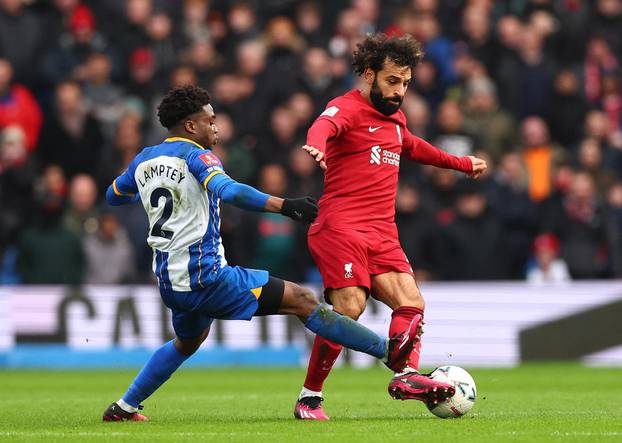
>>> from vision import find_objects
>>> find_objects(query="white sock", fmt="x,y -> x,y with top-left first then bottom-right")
299,387 -> 322,399
117,398 -> 138,413
395,366 -> 418,377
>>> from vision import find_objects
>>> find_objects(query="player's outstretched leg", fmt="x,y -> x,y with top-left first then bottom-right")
103,328 -> 210,422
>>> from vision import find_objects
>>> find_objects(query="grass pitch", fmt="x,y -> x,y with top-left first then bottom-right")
0,364 -> 621,442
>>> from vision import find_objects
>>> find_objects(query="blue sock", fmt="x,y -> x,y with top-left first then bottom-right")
305,304 -> 387,359
122,340 -> 190,408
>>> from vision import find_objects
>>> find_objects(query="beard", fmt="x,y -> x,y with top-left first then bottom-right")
369,77 -> 403,115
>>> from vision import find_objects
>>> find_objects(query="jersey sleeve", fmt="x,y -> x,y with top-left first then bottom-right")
402,127 -> 473,173
111,161 -> 139,196
106,160 -> 139,206
186,149 -> 227,189
307,98 -> 356,151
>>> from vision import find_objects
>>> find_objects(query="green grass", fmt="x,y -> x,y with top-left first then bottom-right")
0,365 -> 621,442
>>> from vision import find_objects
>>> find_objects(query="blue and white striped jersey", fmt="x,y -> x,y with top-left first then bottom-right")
112,137 -> 230,292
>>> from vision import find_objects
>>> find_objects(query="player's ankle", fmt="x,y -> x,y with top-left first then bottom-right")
299,387 -> 323,399
395,366 -> 419,376
117,398 -> 139,413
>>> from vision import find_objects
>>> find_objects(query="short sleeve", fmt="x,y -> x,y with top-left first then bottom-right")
187,149 -> 227,189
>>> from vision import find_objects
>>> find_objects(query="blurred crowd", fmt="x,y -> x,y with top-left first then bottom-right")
1,0 -> 622,285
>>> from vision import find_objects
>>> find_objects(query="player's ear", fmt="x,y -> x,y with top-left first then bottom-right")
184,119 -> 197,134
364,68 -> 375,86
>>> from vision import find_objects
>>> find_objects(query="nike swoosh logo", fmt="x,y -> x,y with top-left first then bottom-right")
369,126 -> 382,132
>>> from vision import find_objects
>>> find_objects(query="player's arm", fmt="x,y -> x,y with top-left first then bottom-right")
402,128 -> 487,178
302,102 -> 353,170
188,150 -> 317,222
106,163 -> 140,206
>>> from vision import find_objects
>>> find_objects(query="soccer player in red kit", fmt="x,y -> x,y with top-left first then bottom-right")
293,34 -> 487,420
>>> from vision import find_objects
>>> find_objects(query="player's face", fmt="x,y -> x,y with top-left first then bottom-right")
367,60 -> 411,115
194,104 -> 219,148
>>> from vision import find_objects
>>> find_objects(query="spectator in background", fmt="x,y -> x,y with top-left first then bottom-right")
592,0 -> 622,61
82,52 -> 126,141
437,179 -> 507,280
395,182 -> 437,281
519,116 -> 565,203
41,4 -> 118,86
582,35 -> 618,106
0,59 -> 43,151
0,0 -> 43,86
38,80 -> 104,178
125,47 -> 157,118
298,47 -> 343,114
433,99 -> 476,158
460,5 -> 497,75
63,174 -> 99,238
42,0 -> 81,54
296,1 -> 326,48
541,172 -> 609,278
17,165 -> 84,284
182,0 -> 210,44
575,137 -> 618,195
98,112 -> 143,191
146,12 -> 181,83
288,147 -> 322,198
545,69 -> 588,147
110,0 -> 151,63
183,39 -> 223,88
84,210 -> 136,284
526,233 -> 571,284
0,125 -> 36,252
256,105 -> 301,165
499,23 -> 555,118
489,152 -> 538,278
605,182 -> 622,277
463,77 -> 517,162
240,164 -> 302,281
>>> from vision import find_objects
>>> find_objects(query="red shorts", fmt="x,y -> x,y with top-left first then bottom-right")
308,223 -> 413,292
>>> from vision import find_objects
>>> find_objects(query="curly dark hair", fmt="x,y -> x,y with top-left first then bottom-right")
352,33 -> 424,75
157,85 -> 211,129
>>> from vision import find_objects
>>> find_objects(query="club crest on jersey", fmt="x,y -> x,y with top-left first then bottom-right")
199,152 -> 220,167
344,262 -> 353,279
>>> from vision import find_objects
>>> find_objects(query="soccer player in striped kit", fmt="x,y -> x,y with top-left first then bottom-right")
102,85 -> 431,422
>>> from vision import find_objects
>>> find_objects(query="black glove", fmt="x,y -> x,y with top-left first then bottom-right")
281,197 -> 318,223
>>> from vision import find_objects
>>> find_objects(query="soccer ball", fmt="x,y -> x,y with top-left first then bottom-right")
426,366 -> 477,418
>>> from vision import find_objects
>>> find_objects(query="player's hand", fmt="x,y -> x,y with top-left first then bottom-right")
281,197 -> 318,223
302,145 -> 327,170
466,156 -> 487,179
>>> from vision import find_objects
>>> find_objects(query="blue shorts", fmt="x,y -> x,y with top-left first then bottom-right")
159,265 -> 269,338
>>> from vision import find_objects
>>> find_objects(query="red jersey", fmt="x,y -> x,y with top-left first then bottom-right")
306,89 -> 472,232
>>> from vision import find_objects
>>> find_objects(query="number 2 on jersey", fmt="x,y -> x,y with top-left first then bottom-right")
150,187 -> 174,239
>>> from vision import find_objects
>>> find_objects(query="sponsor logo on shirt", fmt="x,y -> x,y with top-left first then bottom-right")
369,145 -> 400,167
368,125 -> 382,132
199,152 -> 221,167
321,106 -> 339,117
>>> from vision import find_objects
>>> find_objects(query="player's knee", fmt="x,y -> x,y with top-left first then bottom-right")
332,298 -> 365,320
407,286 -> 425,309
174,328 -> 209,356
292,285 -> 319,317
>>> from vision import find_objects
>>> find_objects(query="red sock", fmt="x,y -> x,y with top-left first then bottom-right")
303,335 -> 343,392
389,306 -> 424,371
